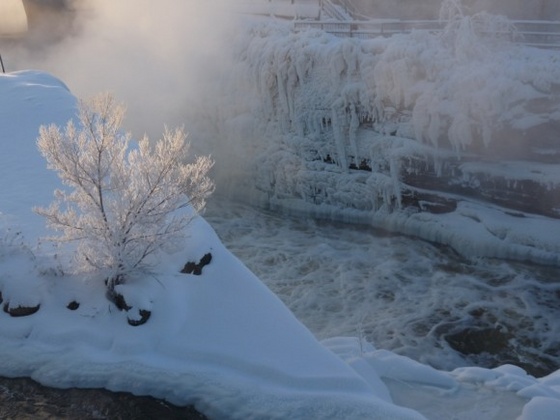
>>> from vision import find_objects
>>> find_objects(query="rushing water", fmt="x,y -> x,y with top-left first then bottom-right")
205,196 -> 560,377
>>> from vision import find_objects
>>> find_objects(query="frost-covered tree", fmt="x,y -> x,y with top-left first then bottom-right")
35,93 -> 214,291
439,0 -> 518,62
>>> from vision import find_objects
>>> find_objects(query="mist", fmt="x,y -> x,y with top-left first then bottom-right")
8,0 -> 238,140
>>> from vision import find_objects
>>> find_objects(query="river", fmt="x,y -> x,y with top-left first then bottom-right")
204,196 -> 560,377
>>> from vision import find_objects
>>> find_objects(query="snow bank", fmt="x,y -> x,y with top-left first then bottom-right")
323,337 -> 560,420
0,218 -> 424,419
0,71 -> 76,241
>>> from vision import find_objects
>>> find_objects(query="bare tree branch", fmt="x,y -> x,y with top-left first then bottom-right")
35,93 -> 215,288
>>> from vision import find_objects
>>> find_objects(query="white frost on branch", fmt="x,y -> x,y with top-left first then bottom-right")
35,93 -> 214,287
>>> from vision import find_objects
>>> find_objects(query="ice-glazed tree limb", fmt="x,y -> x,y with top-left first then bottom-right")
35,93 -> 214,290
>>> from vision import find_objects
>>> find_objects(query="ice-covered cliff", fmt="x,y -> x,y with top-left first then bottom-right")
198,13 -> 560,266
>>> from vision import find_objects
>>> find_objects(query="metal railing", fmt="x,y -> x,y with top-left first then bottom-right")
321,0 -> 351,21
294,19 -> 560,49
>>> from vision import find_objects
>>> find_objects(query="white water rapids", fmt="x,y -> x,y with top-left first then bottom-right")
205,196 -> 560,377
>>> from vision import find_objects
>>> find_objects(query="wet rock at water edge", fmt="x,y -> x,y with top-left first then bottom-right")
445,327 -> 512,355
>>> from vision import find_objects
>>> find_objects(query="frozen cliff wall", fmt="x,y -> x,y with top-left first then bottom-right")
192,15 -> 560,265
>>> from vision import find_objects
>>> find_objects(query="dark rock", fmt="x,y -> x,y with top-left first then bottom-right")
401,189 -> 457,214
199,253 -> 212,266
444,324 -> 560,377
127,309 -> 151,327
105,274 -> 126,289
108,292 -> 131,311
0,376 -> 208,419
400,153 -> 560,219
181,262 -> 198,275
358,159 -> 372,171
323,154 -> 334,164
181,253 -> 213,276
67,301 -> 80,310
445,327 -> 512,355
3,302 -> 40,317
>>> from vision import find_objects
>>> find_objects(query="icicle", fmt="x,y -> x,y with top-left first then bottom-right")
428,112 -> 441,148
342,40 -> 357,78
287,62 -> 298,128
331,105 -> 348,172
389,155 -> 402,209
448,114 -> 473,154
348,104 -> 360,162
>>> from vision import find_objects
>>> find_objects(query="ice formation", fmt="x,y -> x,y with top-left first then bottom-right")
199,14 -> 560,266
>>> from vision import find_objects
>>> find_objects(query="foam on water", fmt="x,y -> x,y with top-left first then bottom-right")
205,197 -> 560,376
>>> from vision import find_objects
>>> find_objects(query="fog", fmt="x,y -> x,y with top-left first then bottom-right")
8,0 -> 238,140
8,0 -> 559,141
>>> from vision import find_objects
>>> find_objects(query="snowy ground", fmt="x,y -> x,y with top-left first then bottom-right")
1,67 -> 560,420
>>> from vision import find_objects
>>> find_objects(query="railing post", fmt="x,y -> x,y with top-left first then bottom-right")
0,54 -> 5,73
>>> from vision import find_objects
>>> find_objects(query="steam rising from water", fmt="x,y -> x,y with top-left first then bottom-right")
10,0 -> 236,139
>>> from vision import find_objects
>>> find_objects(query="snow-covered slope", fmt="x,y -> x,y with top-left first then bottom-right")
0,71 -> 76,240
0,70 -> 425,419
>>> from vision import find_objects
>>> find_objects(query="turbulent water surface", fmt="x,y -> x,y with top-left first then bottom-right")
205,196 -> 560,377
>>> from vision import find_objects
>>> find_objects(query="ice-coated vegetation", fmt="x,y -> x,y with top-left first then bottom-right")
36,93 -> 214,291
200,8 -> 560,265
